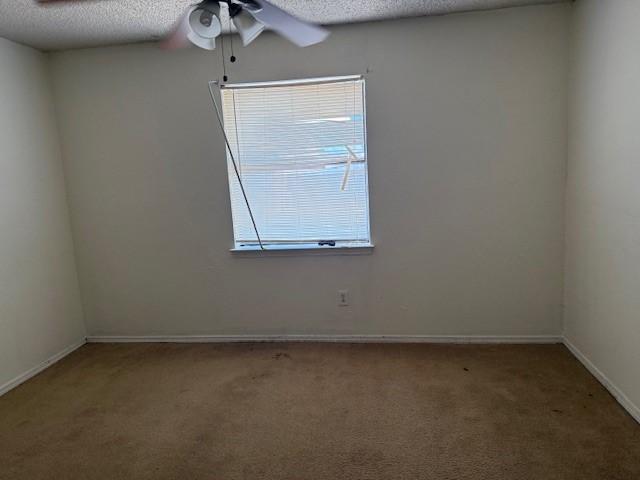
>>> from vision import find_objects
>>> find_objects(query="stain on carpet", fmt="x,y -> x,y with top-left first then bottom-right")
0,343 -> 638,480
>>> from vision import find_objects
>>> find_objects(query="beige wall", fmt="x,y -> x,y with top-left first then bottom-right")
0,38 -> 85,390
565,0 -> 640,417
50,4 -> 568,338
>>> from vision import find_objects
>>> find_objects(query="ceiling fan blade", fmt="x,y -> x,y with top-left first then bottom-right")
160,6 -> 192,50
245,0 -> 329,47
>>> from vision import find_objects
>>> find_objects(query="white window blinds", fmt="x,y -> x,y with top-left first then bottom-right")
220,76 -> 371,248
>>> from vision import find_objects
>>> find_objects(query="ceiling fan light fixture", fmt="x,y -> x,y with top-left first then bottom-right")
187,1 -> 222,50
232,9 -> 266,46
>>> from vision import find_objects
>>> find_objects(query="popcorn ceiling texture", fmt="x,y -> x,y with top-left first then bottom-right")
1,0 -> 565,51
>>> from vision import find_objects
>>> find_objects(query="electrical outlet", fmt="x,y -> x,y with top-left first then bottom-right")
338,290 -> 349,306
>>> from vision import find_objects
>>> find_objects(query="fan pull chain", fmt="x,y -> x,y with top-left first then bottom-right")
228,13 -> 236,63
219,34 -> 228,82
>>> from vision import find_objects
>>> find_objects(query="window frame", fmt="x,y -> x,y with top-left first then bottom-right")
219,75 -> 374,254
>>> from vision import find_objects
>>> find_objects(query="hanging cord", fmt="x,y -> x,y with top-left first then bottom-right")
219,35 -> 228,81
207,81 -> 265,250
227,11 -> 236,63
229,34 -> 236,61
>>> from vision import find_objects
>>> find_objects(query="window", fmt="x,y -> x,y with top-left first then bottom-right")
220,75 -> 371,251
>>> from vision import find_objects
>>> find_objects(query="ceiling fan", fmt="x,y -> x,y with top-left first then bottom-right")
36,0 -> 330,50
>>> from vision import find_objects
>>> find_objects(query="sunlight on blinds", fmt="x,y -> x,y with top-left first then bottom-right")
221,76 -> 370,248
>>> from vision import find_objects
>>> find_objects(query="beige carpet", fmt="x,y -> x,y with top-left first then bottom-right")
1,343 -> 639,480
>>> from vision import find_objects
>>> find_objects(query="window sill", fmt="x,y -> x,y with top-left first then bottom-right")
230,243 -> 374,257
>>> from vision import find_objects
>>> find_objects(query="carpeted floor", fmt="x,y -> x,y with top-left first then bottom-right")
0,343 -> 639,480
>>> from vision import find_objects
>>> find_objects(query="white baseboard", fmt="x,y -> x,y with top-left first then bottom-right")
564,338 -> 640,424
86,334 -> 562,344
0,339 -> 86,397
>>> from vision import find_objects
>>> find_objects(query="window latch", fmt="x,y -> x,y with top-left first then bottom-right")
318,240 -> 336,247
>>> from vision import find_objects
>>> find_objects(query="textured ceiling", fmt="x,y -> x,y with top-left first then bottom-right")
0,0 -> 566,51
